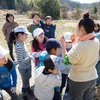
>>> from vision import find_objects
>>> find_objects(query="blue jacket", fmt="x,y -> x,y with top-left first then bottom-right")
0,64 -> 17,88
40,20 -> 56,38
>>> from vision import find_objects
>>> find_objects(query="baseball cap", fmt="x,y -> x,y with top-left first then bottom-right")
33,28 -> 44,37
46,38 -> 61,48
44,55 -> 66,70
64,32 -> 72,42
14,26 -> 31,35
0,46 -> 9,59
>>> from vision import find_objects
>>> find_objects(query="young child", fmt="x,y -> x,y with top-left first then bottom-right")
58,32 -> 73,100
2,13 -> 19,61
93,23 -> 100,35
0,46 -> 19,100
60,12 -> 99,100
40,16 -> 56,39
27,12 -> 42,36
31,28 -> 47,66
34,55 -> 65,100
9,26 -> 34,100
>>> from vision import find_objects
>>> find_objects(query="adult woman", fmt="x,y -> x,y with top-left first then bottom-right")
60,12 -> 99,100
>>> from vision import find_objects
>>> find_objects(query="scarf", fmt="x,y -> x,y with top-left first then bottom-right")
78,33 -> 94,42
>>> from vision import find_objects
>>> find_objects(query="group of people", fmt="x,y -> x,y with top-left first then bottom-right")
0,11 -> 100,100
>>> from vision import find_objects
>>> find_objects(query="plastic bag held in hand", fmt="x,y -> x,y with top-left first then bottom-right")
10,87 -> 16,93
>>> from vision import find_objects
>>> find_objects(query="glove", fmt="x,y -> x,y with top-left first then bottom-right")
10,87 -> 16,93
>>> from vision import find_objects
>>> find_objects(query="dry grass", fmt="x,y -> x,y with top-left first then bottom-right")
0,14 -> 100,100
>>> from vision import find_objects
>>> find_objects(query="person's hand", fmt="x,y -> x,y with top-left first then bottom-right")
32,52 -> 39,58
10,87 -> 16,93
59,36 -> 66,46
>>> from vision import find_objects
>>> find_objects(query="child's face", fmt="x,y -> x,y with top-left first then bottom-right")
46,19 -> 52,25
36,33 -> 44,42
0,56 -> 8,66
65,42 -> 72,47
48,68 -> 59,74
18,33 -> 28,42
50,48 -> 60,55
94,25 -> 99,31
7,16 -> 14,23
32,15 -> 40,25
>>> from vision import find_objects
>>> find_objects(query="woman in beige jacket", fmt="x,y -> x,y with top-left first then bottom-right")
2,13 -> 19,61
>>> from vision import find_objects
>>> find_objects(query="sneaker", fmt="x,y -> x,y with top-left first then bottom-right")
63,93 -> 70,100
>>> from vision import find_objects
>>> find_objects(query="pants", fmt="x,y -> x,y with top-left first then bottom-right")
60,74 -> 69,93
0,86 -> 19,100
53,89 -> 61,100
18,67 -> 31,97
96,61 -> 100,84
68,79 -> 96,100
7,42 -> 15,61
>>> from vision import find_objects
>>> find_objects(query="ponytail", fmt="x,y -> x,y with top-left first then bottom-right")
9,31 -> 24,43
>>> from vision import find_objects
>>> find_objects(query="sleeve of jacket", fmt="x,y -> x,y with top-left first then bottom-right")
2,23 -> 7,36
40,20 -> 45,29
51,24 -> 56,38
14,22 -> 19,27
10,64 -> 17,87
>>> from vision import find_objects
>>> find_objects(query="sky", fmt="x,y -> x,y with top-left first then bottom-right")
72,0 -> 100,3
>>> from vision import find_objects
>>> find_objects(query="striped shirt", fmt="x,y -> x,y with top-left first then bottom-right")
15,41 -> 31,69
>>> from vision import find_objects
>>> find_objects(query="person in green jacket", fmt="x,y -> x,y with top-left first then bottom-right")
27,12 -> 42,37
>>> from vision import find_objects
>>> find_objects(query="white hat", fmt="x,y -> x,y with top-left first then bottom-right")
44,55 -> 66,70
14,26 -> 31,35
64,32 -> 72,42
0,46 -> 9,59
33,28 -> 44,37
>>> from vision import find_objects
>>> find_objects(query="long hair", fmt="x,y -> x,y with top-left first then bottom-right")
31,37 -> 47,51
9,30 -> 24,44
5,59 -> 13,71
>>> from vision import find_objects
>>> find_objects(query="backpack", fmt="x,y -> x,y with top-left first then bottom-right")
36,51 -> 48,69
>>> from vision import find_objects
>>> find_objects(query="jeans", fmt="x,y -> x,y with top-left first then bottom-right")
68,79 -> 96,100
7,42 -> 15,61
0,86 -> 19,100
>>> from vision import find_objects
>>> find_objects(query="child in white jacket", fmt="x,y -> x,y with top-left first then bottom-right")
34,55 -> 65,100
